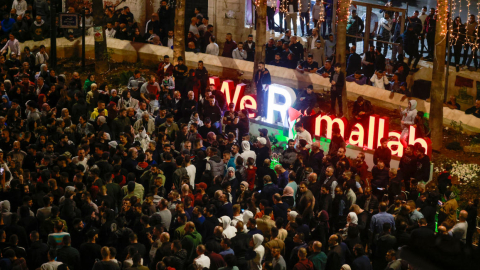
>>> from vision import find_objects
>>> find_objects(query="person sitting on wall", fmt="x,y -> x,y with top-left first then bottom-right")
465,99 -> 480,118
351,96 -> 373,128
296,54 -> 319,74
444,95 -> 460,110
293,85 -> 317,114
316,59 -> 333,78
370,70 -> 389,90
346,70 -> 368,85
269,53 -> 284,67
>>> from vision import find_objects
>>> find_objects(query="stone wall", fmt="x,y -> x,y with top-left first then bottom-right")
412,61 -> 479,111
27,36 -> 480,133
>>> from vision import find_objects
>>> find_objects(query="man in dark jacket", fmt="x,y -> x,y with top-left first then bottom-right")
203,98 -> 222,134
346,46 -> 362,76
293,85 -> 317,114
346,10 -> 364,48
27,231 -> 48,270
222,33 -> 237,58
330,63 -> 345,116
403,24 -> 420,70
57,235 -> 81,270
254,62 -> 272,120
12,15 -> 29,42
374,138 -> 392,167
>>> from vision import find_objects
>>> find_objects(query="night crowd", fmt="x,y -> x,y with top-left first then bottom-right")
0,0 -> 477,270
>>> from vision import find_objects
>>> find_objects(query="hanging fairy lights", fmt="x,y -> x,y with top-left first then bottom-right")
448,0 -> 457,46
318,1 -> 325,23
437,0 -> 449,37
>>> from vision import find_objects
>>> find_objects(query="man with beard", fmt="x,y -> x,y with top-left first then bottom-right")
279,139 -> 297,170
111,108 -> 131,140
162,30 -> 174,49
296,181 -> 315,223
320,166 -> 337,198
374,138 -> 391,168
399,144 -> 416,190
181,91 -> 197,123
30,15 -> 48,41
157,0 -> 171,31
331,147 -> 350,171
68,72 -> 82,91
414,146 -> 430,183
254,62 -> 271,120
6,52 -> 21,80
12,15 -> 28,42
156,55 -> 174,81
244,34 -> 255,61
202,98 -> 222,134
174,57 -> 188,94
195,61 -> 208,95
331,186 -> 349,231
8,140 -> 26,166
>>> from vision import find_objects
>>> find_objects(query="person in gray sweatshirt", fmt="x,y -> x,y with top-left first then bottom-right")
34,0 -> 50,21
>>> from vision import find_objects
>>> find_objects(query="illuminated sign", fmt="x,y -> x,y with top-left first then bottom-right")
209,77 -> 432,158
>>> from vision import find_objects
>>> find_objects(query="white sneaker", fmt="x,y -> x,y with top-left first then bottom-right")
255,116 -> 262,121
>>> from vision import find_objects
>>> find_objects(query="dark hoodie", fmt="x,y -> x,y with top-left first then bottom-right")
182,230 -> 203,264
30,19 -> 48,41
169,249 -> 188,270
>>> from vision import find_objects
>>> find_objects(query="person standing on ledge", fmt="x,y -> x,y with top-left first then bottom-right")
254,62 -> 271,121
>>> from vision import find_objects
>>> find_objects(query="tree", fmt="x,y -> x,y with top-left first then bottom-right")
335,0 -> 349,118
92,0 -> 108,73
252,0 -> 267,92
173,0 -> 186,64
430,2 -> 447,151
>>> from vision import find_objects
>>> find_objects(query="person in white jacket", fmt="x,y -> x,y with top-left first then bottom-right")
240,141 -> 256,165
219,216 -> 237,239
12,0 -> 27,16
249,234 -> 265,270
232,42 -> 248,60
205,36 -> 219,55
370,70 -> 389,90
399,99 -> 417,147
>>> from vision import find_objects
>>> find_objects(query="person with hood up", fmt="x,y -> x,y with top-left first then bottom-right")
1,200 -> 12,226
248,234 -> 265,270
219,216 -> 237,239
1,95 -> 11,112
188,112 -> 203,129
25,100 -> 40,124
399,100 -> 417,147
134,126 -> 150,152
224,167 -> 238,202
242,210 -> 254,233
240,140 -> 256,166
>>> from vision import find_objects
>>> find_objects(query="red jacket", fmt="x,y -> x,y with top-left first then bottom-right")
156,62 -> 174,78
294,259 -> 314,270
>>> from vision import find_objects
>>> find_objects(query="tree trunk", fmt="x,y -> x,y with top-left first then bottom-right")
430,1 -> 447,151
252,0 -> 267,94
335,0 -> 349,118
92,0 -> 108,73
173,0 -> 186,65
49,0 -> 56,69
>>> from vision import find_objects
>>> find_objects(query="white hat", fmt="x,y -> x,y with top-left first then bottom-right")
257,137 -> 267,145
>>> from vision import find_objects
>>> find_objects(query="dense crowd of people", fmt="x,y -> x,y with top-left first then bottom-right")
0,1 -> 476,270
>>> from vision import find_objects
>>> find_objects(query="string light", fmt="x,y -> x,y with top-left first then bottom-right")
319,1 -> 325,24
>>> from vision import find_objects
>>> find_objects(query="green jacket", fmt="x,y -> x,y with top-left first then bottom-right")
182,230 -> 203,264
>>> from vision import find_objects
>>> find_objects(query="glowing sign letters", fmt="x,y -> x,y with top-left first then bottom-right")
266,84 -> 297,126
208,77 -> 431,158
